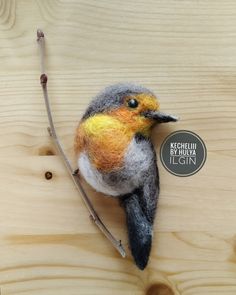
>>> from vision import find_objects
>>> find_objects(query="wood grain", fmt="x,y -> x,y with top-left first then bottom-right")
1,0 -> 236,294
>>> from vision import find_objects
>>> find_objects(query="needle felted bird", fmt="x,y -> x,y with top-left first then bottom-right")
74,83 -> 178,270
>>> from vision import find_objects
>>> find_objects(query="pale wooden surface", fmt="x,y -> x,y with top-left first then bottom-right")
1,0 -> 236,294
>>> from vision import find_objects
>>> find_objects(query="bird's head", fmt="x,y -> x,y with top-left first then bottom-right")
82,83 -> 178,136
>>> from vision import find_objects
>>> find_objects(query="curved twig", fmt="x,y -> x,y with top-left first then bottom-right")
36,29 -> 126,258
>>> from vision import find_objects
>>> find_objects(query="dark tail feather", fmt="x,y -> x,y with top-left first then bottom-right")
121,192 -> 153,270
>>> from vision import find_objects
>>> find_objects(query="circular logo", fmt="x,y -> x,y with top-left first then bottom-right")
160,130 -> 207,177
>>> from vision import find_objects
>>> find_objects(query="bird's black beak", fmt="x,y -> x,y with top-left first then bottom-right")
142,110 -> 179,123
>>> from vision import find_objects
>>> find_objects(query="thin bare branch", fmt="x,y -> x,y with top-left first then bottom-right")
36,29 -> 126,258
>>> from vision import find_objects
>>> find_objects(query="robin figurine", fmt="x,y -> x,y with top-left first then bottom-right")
74,83 -> 178,270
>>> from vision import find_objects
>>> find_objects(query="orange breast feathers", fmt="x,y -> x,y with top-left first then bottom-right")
74,114 -> 134,172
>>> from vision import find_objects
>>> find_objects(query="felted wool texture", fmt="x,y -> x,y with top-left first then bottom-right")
77,132 -> 159,270
75,85 -> 160,173
77,114 -> 133,172
121,190 -> 153,270
78,134 -> 158,197
82,83 -> 156,120
74,82 -> 176,270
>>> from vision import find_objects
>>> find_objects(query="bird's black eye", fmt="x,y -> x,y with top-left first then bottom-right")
127,98 -> 139,108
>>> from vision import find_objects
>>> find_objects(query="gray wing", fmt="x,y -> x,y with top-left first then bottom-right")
134,133 -> 159,223
120,134 -> 160,269
99,132 -> 159,199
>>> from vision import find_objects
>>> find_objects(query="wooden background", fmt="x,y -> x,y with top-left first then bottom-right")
1,0 -> 236,294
